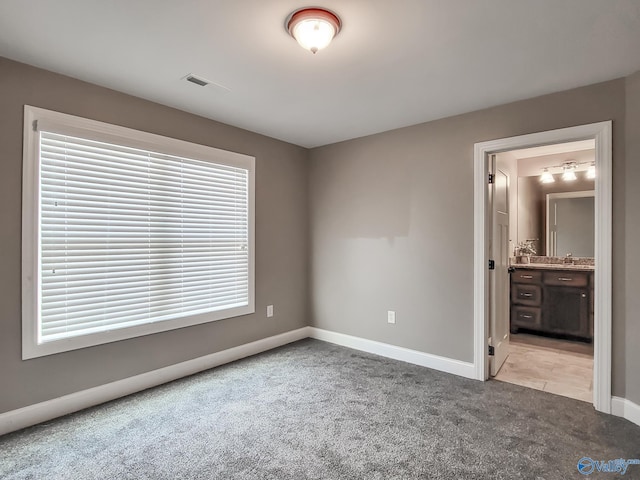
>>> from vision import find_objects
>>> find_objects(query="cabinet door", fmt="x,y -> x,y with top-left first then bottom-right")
542,286 -> 590,338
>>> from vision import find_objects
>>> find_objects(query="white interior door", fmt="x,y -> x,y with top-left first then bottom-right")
490,161 -> 510,376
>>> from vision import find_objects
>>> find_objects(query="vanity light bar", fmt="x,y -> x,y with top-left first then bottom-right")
539,161 -> 595,183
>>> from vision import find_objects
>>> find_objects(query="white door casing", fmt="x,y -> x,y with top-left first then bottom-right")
473,121 -> 612,414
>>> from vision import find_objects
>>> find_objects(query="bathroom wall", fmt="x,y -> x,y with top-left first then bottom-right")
516,176 -> 543,254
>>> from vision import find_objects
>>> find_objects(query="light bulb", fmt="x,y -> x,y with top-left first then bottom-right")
587,163 -> 596,179
562,167 -> 577,181
540,169 -> 555,183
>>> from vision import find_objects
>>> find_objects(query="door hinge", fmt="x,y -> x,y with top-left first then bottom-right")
488,173 -> 495,184
488,345 -> 495,356
488,259 -> 495,270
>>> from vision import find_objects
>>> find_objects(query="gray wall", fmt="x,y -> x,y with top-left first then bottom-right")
539,176 -> 595,196
309,79 -> 629,397
0,58 -> 309,414
625,71 -> 640,405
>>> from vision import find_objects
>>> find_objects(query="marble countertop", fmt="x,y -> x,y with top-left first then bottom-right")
511,263 -> 594,272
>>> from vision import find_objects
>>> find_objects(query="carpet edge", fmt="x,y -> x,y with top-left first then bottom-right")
0,326 -> 311,436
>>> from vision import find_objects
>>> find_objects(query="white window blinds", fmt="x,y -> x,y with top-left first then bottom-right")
23,107 -> 254,359
38,130 -> 251,343
13,106 -> 255,359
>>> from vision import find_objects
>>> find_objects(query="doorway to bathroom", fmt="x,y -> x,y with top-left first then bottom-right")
473,121 -> 612,414
491,141 -> 595,402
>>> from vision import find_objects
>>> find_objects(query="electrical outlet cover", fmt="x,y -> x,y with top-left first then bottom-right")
387,311 -> 396,324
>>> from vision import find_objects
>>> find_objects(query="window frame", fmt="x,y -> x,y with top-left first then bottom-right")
22,105 -> 255,359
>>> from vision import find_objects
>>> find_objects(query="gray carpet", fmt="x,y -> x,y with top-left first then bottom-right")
1,339 -> 639,479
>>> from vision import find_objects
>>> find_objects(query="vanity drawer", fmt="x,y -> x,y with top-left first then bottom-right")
543,271 -> 589,287
511,306 -> 541,328
511,270 -> 542,284
511,284 -> 542,306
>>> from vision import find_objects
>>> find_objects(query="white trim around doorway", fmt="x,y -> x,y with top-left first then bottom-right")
473,121 -> 612,414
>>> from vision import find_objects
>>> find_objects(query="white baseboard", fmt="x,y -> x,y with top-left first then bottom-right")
7,325 -> 632,437
308,327 -> 476,379
0,326 -> 311,436
611,396 -> 640,427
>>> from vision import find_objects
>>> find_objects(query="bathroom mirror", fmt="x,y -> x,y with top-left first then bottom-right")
508,142 -> 596,258
546,191 -> 595,257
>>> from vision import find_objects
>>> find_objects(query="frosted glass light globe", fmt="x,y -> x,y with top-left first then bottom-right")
562,167 -> 577,181
540,169 -> 555,183
292,19 -> 336,53
287,8 -> 341,54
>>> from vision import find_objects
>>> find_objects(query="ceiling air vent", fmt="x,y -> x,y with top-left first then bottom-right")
184,74 -> 210,87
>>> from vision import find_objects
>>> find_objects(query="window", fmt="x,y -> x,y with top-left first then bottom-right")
22,106 -> 255,359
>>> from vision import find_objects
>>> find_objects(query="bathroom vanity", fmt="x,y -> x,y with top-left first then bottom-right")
510,263 -> 594,342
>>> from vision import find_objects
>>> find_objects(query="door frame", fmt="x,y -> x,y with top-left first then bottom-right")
473,121 -> 612,414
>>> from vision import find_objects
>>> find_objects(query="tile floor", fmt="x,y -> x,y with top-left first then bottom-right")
493,333 -> 593,403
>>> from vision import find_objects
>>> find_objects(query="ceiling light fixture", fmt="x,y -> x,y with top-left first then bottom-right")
286,8 -> 341,54
540,168 -> 555,183
587,163 -> 596,179
562,163 -> 577,181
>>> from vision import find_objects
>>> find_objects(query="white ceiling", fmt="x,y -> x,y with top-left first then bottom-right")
0,1 -> 639,148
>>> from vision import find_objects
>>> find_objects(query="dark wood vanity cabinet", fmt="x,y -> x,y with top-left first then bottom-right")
510,268 -> 593,341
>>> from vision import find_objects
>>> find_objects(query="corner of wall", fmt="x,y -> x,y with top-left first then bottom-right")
623,70 -> 640,406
